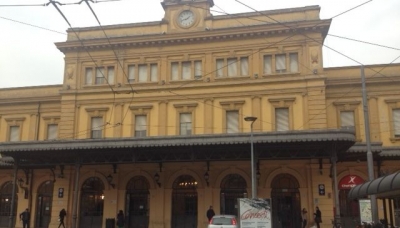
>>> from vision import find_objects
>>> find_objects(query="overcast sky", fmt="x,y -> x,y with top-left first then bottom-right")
0,0 -> 399,88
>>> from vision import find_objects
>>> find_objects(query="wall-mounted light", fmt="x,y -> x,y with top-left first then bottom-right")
58,165 -> 65,178
204,161 -> 210,187
106,174 -> 115,189
100,194 -> 104,200
319,158 -> 323,175
18,178 -> 29,199
154,173 -> 161,187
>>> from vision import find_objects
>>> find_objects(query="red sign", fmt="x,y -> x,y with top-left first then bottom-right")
338,175 -> 364,189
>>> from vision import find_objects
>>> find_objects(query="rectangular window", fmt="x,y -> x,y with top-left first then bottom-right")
180,113 -> 192,135
47,124 -> 58,140
226,111 -> 239,133
275,108 -> 289,131
263,55 -> 272,74
275,54 -> 286,73
107,67 -> 115,85
393,109 -> 400,137
216,59 -> 224,77
340,111 -> 355,128
171,62 -> 179,80
240,57 -> 249,76
128,65 -> 136,83
85,68 -> 93,85
227,58 -> 237,77
182,61 -> 191,80
135,115 -> 147,137
91,117 -> 103,139
9,126 -> 20,142
95,67 -> 105,85
138,64 -> 148,82
150,64 -> 158,82
289,53 -> 299,72
194,61 -> 202,78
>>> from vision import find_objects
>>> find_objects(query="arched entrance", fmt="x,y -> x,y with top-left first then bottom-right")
338,175 -> 364,227
220,174 -> 247,215
271,173 -> 301,228
35,180 -> 54,228
0,181 -> 18,227
171,175 -> 198,228
79,177 -> 104,228
126,176 -> 150,228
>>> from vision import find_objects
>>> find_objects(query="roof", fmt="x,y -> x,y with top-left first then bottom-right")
348,172 -> 400,199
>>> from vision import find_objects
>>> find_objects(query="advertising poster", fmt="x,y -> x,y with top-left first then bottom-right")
359,199 -> 372,224
238,198 -> 271,228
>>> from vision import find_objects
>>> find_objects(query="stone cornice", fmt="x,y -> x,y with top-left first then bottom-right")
56,20 -> 331,53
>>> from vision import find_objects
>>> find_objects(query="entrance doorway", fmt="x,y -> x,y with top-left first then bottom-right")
220,174 -> 247,216
126,176 -> 150,228
79,177 -> 104,228
35,181 -> 54,228
171,175 -> 198,228
271,173 -> 301,228
0,181 -> 17,227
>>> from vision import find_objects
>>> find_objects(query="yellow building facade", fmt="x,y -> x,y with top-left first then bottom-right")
1,1 -> 400,228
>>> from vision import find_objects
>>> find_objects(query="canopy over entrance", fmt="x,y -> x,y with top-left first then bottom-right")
348,172 -> 400,199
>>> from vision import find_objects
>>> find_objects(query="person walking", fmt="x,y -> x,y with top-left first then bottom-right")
19,208 -> 30,228
58,208 -> 67,228
314,206 -> 322,228
301,208 -> 308,228
116,210 -> 125,228
206,206 -> 215,222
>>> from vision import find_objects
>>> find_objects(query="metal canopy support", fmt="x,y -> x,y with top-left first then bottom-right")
9,161 -> 18,228
72,162 -> 81,228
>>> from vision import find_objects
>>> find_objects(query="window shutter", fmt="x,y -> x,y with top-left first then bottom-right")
226,111 -> 239,133
182,62 -> 191,80
240,57 -> 249,76
95,67 -> 105,84
107,67 -> 114,84
150,64 -> 158,82
276,54 -> 286,72
194,61 -> 202,78
340,111 -> 355,127
276,108 -> 289,131
135,115 -> 147,137
128,65 -> 135,82
171,62 -> 179,80
47,124 -> 58,140
180,113 -> 192,135
216,59 -> 224,77
289,53 -> 298,72
85,68 -> 93,85
263,55 -> 272,74
9,126 -> 20,141
227,58 -> 237,77
138,64 -> 147,82
393,109 -> 400,136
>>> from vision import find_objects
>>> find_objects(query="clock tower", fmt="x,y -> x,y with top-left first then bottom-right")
161,0 -> 214,32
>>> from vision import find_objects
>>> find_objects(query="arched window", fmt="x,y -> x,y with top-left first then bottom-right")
0,181 -> 18,227
171,175 -> 198,228
126,176 -> 150,228
220,174 -> 247,215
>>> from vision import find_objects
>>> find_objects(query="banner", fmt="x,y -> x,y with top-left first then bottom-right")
359,199 -> 372,224
238,198 -> 271,228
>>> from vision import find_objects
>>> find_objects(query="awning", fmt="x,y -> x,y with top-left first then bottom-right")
348,172 -> 400,199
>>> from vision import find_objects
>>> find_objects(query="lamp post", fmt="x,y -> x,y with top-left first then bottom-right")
244,116 -> 257,199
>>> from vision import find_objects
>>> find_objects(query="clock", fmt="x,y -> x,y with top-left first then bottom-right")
177,10 -> 196,28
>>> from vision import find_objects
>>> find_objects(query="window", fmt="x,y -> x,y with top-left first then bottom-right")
85,66 -> 115,85
263,53 -> 298,75
340,111 -> 355,129
180,113 -> 192,135
127,63 -> 159,83
393,109 -> 400,137
47,124 -> 58,140
275,108 -> 289,131
135,115 -> 147,137
171,60 -> 203,80
216,57 -> 249,78
226,111 -> 239,133
91,117 -> 103,139
9,126 -> 20,142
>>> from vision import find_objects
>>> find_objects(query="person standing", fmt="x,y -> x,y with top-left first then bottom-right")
314,206 -> 322,228
58,208 -> 67,228
19,208 -> 30,228
301,208 -> 308,228
116,210 -> 125,228
206,206 -> 215,222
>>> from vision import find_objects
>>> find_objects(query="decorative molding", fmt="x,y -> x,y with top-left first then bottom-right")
85,107 -> 110,112
173,103 -> 198,108
129,105 -> 154,111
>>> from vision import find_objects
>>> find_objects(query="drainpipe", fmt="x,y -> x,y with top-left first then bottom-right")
36,102 -> 41,141
9,160 -> 18,228
72,162 -> 81,228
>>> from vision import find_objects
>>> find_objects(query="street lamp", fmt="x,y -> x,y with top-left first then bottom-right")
244,116 -> 257,199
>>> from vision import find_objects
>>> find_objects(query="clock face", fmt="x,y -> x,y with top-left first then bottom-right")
178,10 -> 195,28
